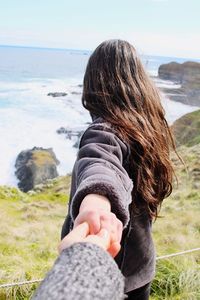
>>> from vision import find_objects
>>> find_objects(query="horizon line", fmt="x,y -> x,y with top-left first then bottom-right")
0,43 -> 91,53
0,43 -> 200,61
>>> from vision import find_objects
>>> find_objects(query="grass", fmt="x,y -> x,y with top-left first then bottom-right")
0,177 -> 71,300
150,144 -> 200,300
173,110 -> 200,147
0,147 -> 200,299
31,150 -> 57,166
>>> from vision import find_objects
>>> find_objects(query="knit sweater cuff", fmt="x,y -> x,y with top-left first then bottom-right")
32,242 -> 125,300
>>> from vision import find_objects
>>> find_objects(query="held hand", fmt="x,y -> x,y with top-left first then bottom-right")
74,211 -> 122,257
74,209 -> 101,235
58,222 -> 121,257
74,194 -> 123,242
74,194 -> 123,256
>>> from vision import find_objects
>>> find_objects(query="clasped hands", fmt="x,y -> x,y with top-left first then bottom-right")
58,194 -> 123,258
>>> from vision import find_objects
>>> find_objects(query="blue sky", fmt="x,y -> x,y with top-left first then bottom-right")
0,0 -> 199,58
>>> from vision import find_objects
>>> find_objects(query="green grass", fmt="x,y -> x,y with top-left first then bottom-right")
0,177 -> 70,300
0,147 -> 200,299
150,144 -> 200,300
173,110 -> 200,147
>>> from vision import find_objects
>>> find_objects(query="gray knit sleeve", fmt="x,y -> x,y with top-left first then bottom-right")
32,242 -> 125,300
70,124 -> 133,227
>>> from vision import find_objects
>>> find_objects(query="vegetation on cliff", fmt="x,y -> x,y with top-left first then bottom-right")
173,109 -> 200,147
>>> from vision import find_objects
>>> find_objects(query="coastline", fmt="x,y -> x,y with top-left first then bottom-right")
0,48 -> 199,187
0,77 -> 199,188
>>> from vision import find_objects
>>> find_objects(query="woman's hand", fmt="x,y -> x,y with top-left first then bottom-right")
58,222 -> 121,257
73,194 -> 123,256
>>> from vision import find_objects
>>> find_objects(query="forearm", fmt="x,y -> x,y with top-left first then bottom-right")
70,166 -> 132,226
32,243 -> 125,300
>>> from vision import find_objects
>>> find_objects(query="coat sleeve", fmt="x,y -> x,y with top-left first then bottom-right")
70,124 -> 133,227
32,243 -> 125,300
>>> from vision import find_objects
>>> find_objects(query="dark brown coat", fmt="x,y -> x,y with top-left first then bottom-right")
61,117 -> 155,293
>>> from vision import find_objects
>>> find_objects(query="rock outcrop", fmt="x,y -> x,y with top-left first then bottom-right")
56,125 -> 88,148
159,62 -> 183,82
15,147 -> 60,192
158,61 -> 200,106
47,92 -> 68,97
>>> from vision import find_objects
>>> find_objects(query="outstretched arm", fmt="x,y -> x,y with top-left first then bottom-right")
32,223 -> 125,300
70,123 -> 133,227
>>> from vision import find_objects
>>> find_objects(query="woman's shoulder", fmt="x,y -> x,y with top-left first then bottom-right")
81,116 -> 124,146
79,116 -> 131,163
87,116 -> 126,140
90,116 -> 113,131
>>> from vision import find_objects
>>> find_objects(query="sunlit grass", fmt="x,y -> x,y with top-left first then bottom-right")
0,178 -> 70,300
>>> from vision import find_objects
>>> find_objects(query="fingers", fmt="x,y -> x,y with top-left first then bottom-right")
74,211 -> 101,234
111,213 -> 123,242
68,222 -> 90,239
84,228 -> 110,250
108,242 -> 121,258
58,222 -> 89,254
63,210 -> 123,258
99,213 -> 122,258
116,218 -> 123,242
58,221 -> 121,257
100,213 -> 123,243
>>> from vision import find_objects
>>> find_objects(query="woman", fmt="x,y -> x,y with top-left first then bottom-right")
61,39 -> 175,299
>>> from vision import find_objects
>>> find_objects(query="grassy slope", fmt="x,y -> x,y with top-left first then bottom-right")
0,177 -> 71,300
151,109 -> 200,299
151,145 -> 200,300
173,110 -> 200,147
0,147 -> 199,300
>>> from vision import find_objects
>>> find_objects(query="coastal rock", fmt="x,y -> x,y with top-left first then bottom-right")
71,91 -> 82,95
72,131 -> 85,148
47,92 -> 68,97
158,62 -> 183,82
56,127 -> 84,140
158,61 -> 200,106
56,125 -> 88,148
158,61 -> 200,83
15,147 -> 60,192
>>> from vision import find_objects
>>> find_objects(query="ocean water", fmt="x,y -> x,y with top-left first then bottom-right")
0,45 -> 199,186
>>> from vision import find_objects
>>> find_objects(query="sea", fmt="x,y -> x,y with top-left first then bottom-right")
0,45 -> 199,187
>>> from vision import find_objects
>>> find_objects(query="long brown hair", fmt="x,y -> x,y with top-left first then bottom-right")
82,39 -> 176,219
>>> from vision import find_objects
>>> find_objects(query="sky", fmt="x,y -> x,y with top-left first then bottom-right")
0,0 -> 199,58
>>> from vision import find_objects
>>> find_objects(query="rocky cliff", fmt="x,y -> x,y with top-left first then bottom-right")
158,61 -> 200,106
15,147 -> 60,192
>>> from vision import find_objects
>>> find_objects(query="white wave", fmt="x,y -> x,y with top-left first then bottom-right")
0,78 -> 90,186
148,69 -> 158,77
153,78 -> 181,89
